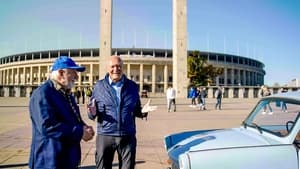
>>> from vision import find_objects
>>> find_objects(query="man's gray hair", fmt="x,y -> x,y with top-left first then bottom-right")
49,70 -> 60,81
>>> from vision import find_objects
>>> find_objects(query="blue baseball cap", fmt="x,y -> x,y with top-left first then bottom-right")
51,56 -> 85,72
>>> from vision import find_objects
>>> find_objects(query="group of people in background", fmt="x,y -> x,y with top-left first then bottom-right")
188,86 -> 222,110
73,87 -> 92,104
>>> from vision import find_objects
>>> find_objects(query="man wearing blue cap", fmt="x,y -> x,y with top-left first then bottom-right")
29,56 -> 95,169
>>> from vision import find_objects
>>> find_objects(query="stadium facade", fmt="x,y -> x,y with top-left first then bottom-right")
0,48 -> 266,97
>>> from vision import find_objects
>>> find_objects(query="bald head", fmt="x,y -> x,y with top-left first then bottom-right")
107,55 -> 123,83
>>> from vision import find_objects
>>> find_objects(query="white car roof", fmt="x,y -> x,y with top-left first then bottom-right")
268,91 -> 300,100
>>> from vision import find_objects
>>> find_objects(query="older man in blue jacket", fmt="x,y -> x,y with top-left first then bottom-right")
29,56 -> 94,169
87,55 -> 148,169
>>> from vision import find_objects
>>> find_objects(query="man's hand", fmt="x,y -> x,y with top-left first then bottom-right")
82,125 -> 95,142
142,112 -> 148,121
87,99 -> 97,116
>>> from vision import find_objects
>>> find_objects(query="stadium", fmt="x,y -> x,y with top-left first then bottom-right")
0,48 -> 265,98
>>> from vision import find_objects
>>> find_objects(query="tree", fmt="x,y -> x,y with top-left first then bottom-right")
187,51 -> 223,86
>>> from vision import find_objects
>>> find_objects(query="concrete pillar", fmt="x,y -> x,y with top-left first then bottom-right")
30,66 -> 33,85
151,64 -> 156,93
248,88 -> 254,98
15,68 -> 19,84
5,69 -> 8,84
237,69 -> 241,85
127,63 -> 131,78
4,87 -> 9,97
14,86 -> 20,97
228,88 -> 234,98
238,88 -> 244,98
99,0 -> 112,79
231,68 -> 234,85
11,68 -> 14,84
173,0 -> 188,98
89,63 -> 94,86
0,70 -> 3,84
215,76 -> 219,86
21,67 -> 25,84
207,87 -> 213,99
164,65 -> 168,93
243,70 -> 246,85
26,87 -> 32,98
139,64 -> 143,92
38,66 -> 41,84
224,68 -> 228,86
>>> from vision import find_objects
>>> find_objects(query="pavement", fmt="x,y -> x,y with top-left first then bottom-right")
0,97 -> 259,169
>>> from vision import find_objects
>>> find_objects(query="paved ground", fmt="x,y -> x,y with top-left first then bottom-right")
0,97 -> 259,169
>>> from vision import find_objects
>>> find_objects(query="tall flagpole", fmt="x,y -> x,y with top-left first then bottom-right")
206,33 -> 210,60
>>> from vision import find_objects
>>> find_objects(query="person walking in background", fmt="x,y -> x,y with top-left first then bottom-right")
188,86 -> 197,107
166,85 -> 176,112
279,87 -> 288,112
75,87 -> 81,104
199,87 -> 207,110
87,55 -> 148,169
215,86 -> 223,110
28,56 -> 94,169
260,85 -> 273,114
81,87 -> 85,104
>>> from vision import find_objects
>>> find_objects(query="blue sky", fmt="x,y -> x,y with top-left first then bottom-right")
0,0 -> 299,86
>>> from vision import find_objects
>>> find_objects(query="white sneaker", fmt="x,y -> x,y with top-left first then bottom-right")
268,112 -> 273,115
262,111 -> 266,115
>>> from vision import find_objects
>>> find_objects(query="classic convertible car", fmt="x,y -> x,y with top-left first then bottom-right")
164,91 -> 300,169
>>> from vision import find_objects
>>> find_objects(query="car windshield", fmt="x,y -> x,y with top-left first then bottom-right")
243,98 -> 300,137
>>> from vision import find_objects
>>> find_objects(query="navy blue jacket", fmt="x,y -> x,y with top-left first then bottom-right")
89,74 -> 144,136
29,80 -> 85,169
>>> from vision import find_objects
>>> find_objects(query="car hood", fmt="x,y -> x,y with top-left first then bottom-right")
168,127 -> 274,161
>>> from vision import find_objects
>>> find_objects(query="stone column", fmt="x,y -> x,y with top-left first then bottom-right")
0,70 -> 2,84
127,63 -> 131,79
14,86 -> 20,97
151,64 -> 156,93
21,67 -> 25,84
11,68 -> 14,84
228,88 -> 234,98
248,88 -> 254,98
173,0 -> 188,98
4,87 -> 9,97
224,68 -> 228,86
237,69 -> 241,85
238,88 -> 244,98
231,68 -> 234,85
99,0 -> 112,79
30,66 -> 33,85
164,65 -> 168,93
6,69 -> 8,85
15,68 -> 19,84
139,64 -> 143,93
26,87 -> 32,98
243,70 -> 246,86
215,76 -> 219,86
207,87 -> 213,98
38,66 -> 41,84
89,63 -> 94,86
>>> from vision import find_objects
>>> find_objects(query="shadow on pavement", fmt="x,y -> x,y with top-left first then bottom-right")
79,160 -> 145,169
0,163 -> 28,168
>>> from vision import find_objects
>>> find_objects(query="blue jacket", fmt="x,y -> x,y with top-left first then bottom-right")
89,74 -> 144,136
29,80 -> 85,169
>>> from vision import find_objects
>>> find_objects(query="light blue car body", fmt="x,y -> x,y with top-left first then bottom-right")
165,91 -> 300,169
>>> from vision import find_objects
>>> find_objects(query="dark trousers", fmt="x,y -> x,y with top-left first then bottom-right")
95,135 -> 136,169
215,98 -> 222,110
167,98 -> 176,112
